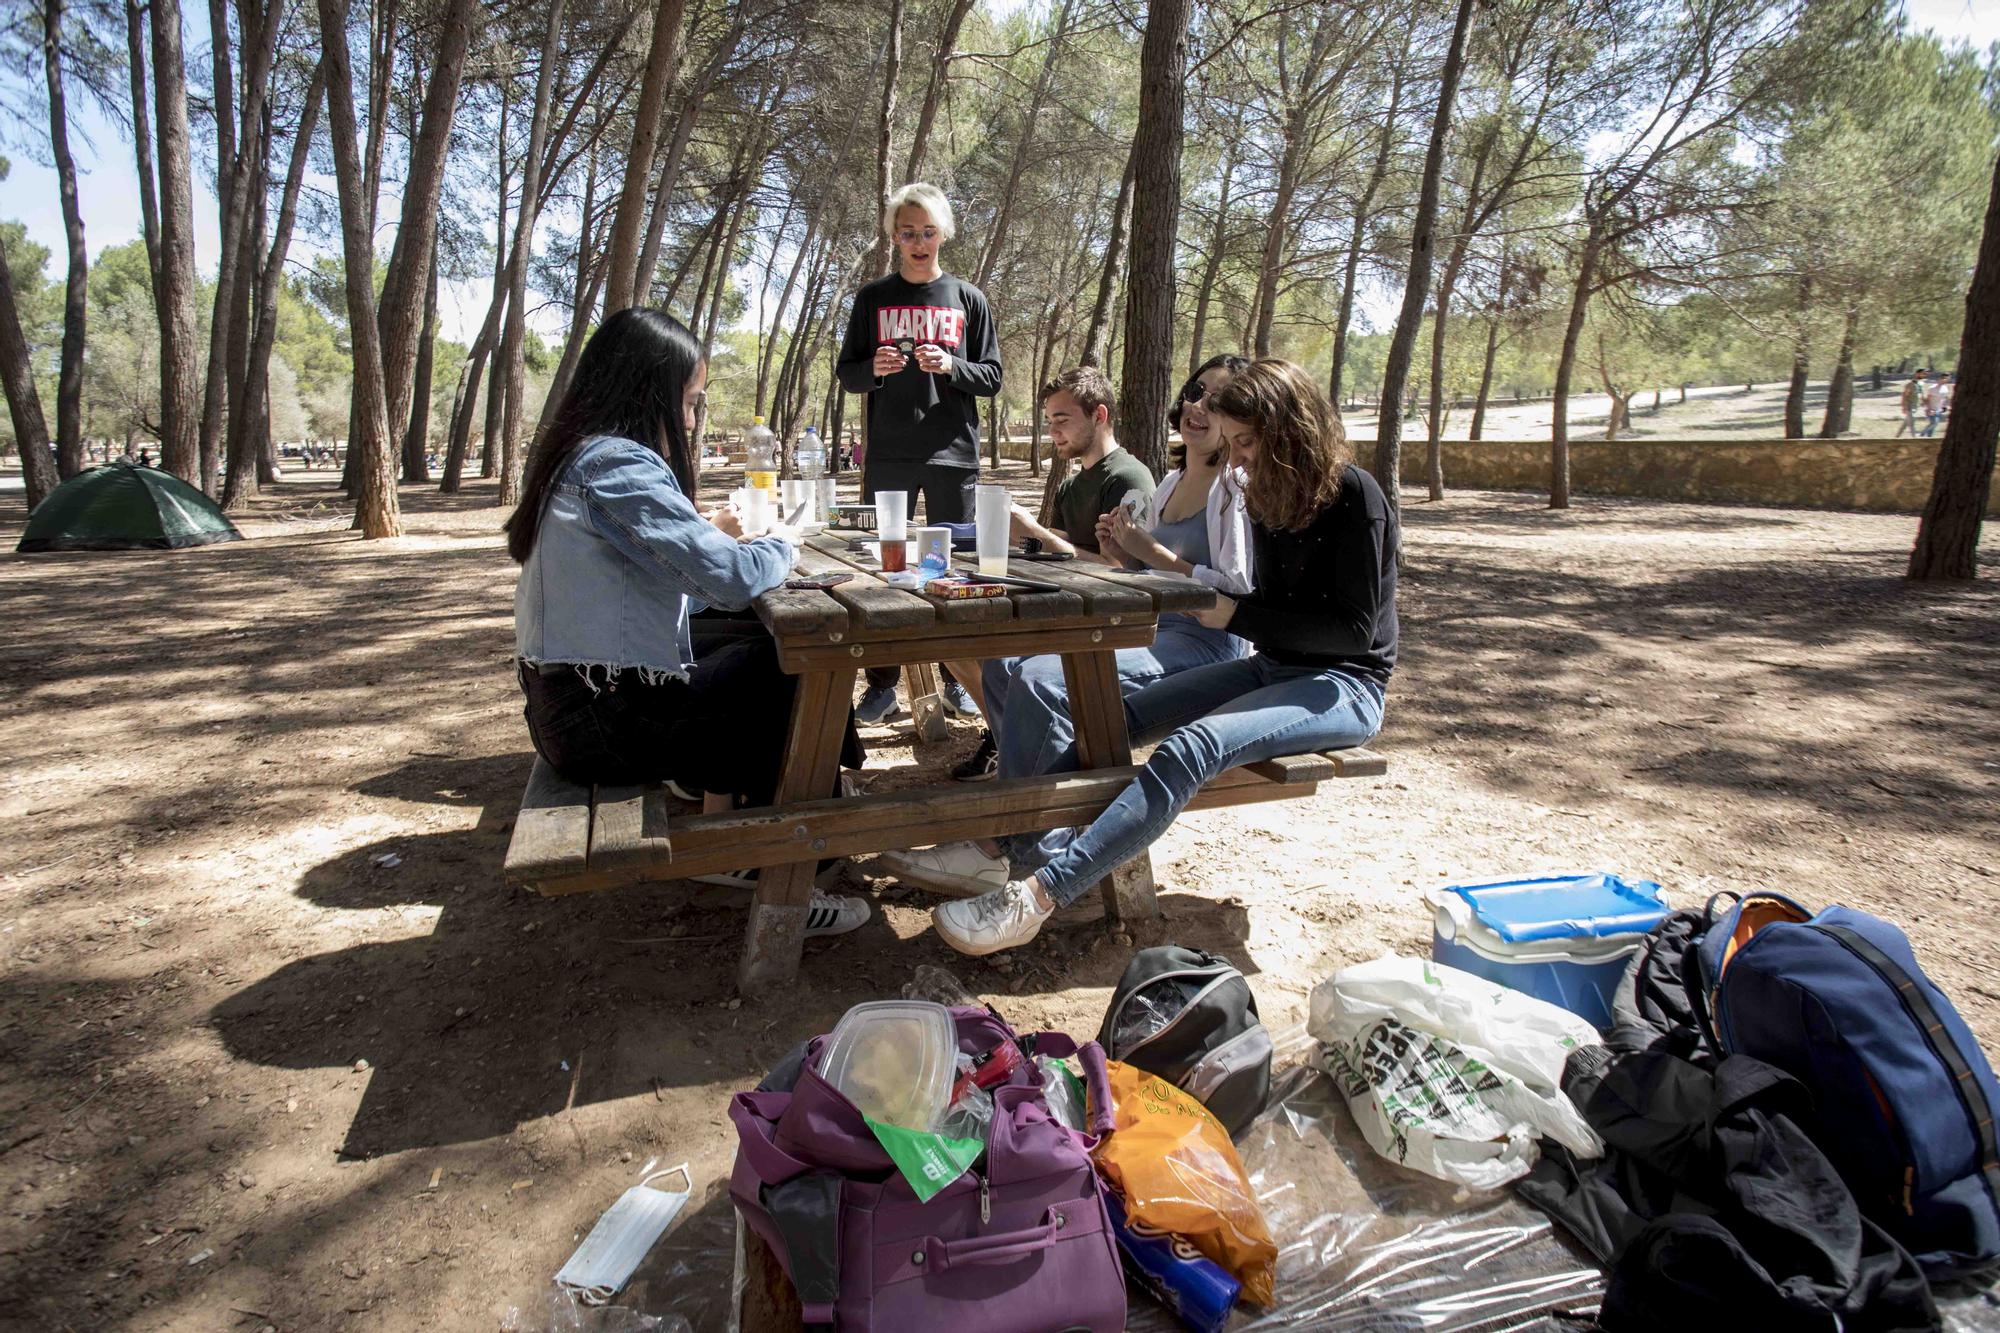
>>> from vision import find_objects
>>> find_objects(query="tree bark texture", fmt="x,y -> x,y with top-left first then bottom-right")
317,0 -> 400,537
1784,274 -> 1811,439
1548,229 -> 1600,509
1081,146 -> 1137,371
1372,0 -> 1477,514
1115,0 -> 1192,477
1908,153 -> 2000,581
402,253 -> 439,481
0,227 -> 57,508
497,0 -> 568,507
124,0 -> 161,287
601,0 -> 686,313
40,0 -> 86,479
1821,304 -> 1858,437
1470,311 -> 1500,440
148,0 -> 202,486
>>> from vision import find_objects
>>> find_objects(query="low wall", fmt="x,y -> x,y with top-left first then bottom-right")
1397,437 -> 2000,516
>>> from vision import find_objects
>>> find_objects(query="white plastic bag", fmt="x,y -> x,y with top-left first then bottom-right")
1307,955 -> 1604,1190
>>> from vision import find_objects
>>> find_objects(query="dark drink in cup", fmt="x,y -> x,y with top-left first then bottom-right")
880,539 -> 907,573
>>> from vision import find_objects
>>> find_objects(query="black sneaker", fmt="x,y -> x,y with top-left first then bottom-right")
951,730 -> 999,782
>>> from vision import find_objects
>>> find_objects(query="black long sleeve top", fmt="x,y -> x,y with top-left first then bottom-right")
1228,464 -> 1399,682
834,272 -> 1003,470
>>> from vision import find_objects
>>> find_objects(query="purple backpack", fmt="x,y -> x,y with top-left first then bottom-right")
729,1006 -> 1126,1331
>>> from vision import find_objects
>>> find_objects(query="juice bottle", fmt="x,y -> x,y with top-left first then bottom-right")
744,416 -> 778,496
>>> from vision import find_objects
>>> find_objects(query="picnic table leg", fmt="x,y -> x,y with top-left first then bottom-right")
1060,648 -> 1159,923
736,665 -> 856,994
905,661 -> 950,744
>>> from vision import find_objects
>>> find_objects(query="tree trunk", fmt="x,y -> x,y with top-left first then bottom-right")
1784,274 -> 1811,439
1909,154 -> 2000,581
1330,36 -> 1409,408
1114,0 -> 1191,477
318,0 -> 400,537
1548,228 -> 1601,510
497,0 -> 569,507
1597,331 -> 1628,441
1252,20 -> 1335,360
1820,303 -> 1858,438
1371,0 -> 1476,515
633,9 -> 749,304
40,0 -> 86,480
376,0 -> 478,458
401,253 -> 439,481
362,0 -> 398,233
1081,146 -> 1137,369
227,58 -> 324,510
0,226 -> 57,508
600,0 -> 686,313
124,0 -> 161,286
868,0 -> 905,280
901,0 -> 975,182
149,0 -> 202,486
1187,126 -> 1240,375
1469,312 -> 1500,441
452,90 -> 509,490
532,154 -> 612,449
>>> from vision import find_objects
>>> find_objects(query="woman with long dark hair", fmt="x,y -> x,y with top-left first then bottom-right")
922,359 -> 1397,955
507,309 -> 869,938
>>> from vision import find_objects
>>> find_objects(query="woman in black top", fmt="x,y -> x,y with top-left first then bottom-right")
929,359 -> 1396,956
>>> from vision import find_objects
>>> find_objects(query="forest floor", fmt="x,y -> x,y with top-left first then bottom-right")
2,461 -> 1997,1331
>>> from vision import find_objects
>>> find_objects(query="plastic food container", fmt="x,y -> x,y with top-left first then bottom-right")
1427,872 -> 1670,1030
817,1000 -> 956,1131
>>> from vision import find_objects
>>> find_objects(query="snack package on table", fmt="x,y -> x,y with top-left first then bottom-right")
1088,1060 -> 1277,1306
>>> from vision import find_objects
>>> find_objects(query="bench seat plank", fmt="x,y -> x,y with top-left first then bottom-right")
503,756 -> 594,886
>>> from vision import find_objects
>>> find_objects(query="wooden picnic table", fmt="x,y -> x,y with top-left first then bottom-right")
504,530 -> 1386,996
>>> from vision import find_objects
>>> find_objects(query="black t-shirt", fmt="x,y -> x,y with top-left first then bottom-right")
1053,448 -> 1155,553
835,272 -> 1003,470
1229,465 -> 1399,682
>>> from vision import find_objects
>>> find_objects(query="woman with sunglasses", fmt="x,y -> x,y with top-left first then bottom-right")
921,359 -> 1397,954
879,354 -> 1260,896
507,309 -> 870,938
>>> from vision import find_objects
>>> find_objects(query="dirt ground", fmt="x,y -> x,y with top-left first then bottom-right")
2,460 -> 1997,1332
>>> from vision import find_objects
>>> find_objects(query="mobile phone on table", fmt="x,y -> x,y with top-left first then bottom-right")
785,572 -> 853,591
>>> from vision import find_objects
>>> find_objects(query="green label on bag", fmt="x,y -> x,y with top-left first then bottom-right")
863,1116 -> 985,1203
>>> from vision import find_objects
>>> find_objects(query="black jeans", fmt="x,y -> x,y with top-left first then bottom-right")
859,458 -> 978,690
519,622 -> 863,807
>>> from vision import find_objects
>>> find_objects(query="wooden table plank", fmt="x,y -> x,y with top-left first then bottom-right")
1056,559 -> 1217,614
504,756 -> 594,886
996,555 -> 1156,618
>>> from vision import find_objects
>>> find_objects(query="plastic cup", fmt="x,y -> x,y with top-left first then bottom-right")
876,490 -> 908,539
743,487 -> 772,536
975,484 -> 1010,576
914,526 -> 952,577
780,479 -> 810,524
816,478 -> 838,526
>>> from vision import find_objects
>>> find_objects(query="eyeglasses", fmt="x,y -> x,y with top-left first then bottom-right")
894,227 -> 942,245
1180,383 -> 1211,405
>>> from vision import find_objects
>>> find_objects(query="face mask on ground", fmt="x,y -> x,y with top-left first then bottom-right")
554,1164 -> 693,1305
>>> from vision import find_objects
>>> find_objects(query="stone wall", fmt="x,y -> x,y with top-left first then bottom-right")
1396,438 -> 2000,516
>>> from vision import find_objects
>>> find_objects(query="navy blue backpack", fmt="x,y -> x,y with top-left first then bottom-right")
1692,890 -> 2000,1277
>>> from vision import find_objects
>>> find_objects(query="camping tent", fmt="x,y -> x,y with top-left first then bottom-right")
17,461 -> 243,553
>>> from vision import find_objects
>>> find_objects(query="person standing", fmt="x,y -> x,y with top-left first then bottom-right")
1922,373 -> 1947,437
836,182 -> 1003,724
1895,370 -> 1926,439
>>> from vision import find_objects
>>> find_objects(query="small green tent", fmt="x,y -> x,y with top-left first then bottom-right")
17,461 -> 243,553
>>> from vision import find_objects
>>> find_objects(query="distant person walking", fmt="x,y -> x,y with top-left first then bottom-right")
1895,370 -> 1927,438
1922,374 -> 1948,437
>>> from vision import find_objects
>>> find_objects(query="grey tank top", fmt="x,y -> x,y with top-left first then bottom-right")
1150,507 -> 1211,571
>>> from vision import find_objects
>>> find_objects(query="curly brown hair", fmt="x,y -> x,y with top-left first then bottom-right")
1209,359 -> 1350,533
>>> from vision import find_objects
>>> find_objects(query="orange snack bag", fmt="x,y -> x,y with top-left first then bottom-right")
1089,1059 -> 1277,1306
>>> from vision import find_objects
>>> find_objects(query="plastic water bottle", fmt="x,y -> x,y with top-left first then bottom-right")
744,416 -> 778,496
796,426 -> 827,523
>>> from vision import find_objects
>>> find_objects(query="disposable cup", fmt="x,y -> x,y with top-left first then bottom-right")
780,479 -> 811,524
815,478 -> 838,526
876,491 -> 908,541
743,487 -> 772,536
975,484 -> 1010,577
914,526 -> 952,575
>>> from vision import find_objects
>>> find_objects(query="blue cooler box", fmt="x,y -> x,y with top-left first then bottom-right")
1427,873 -> 1670,1030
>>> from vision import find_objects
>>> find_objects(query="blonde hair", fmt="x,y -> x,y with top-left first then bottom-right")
883,183 -> 957,242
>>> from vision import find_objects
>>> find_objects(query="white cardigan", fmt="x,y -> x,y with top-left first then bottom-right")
1131,466 -> 1254,595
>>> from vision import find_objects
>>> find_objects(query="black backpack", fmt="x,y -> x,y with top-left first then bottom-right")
1097,946 -> 1272,1138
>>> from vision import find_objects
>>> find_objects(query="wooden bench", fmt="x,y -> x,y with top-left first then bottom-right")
502,534 -> 1387,993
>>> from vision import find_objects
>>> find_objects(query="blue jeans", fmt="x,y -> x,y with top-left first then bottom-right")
1026,655 -> 1386,907
983,616 -> 1248,784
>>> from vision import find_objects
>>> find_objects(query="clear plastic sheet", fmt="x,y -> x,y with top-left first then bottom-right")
1112,977 -> 1206,1056
501,1286 -> 693,1333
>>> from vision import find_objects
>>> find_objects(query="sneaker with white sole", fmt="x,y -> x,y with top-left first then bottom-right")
939,679 -> 980,719
803,891 -> 870,938
875,841 -> 1009,897
664,777 -> 702,803
932,880 -> 1052,956
951,730 -> 998,782
855,683 -> 901,724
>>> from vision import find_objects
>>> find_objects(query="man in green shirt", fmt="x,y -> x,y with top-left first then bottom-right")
1008,367 -> 1155,556
943,366 -> 1156,781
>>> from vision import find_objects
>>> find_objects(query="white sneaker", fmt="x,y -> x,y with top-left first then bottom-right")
804,891 -> 870,938
875,842 -> 1009,897
932,880 -> 1052,956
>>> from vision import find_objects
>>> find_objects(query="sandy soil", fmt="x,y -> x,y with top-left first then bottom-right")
2,461 -> 1997,1331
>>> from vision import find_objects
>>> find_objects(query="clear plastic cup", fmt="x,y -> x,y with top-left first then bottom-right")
876,491 -> 908,571
975,484 -> 1011,576
743,487 -> 772,536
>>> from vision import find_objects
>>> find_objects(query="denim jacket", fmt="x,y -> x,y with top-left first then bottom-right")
514,434 -> 795,683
